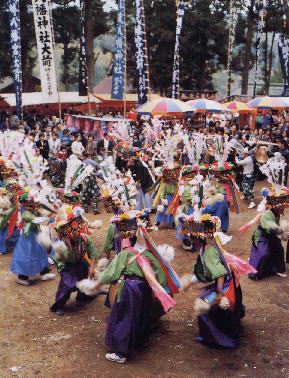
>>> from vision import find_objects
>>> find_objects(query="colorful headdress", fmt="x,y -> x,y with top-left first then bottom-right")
181,213 -> 221,238
260,187 -> 289,209
55,205 -> 87,238
181,165 -> 199,180
0,159 -> 17,178
56,188 -> 81,204
209,162 -> 234,179
199,164 -> 210,176
162,164 -> 181,183
18,192 -> 41,211
111,209 -> 153,239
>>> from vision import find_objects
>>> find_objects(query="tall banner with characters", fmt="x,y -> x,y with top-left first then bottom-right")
253,0 -> 267,96
135,0 -> 150,104
8,0 -> 22,119
172,0 -> 185,99
278,34 -> 289,96
111,0 -> 126,100
79,0 -> 88,96
32,0 -> 58,99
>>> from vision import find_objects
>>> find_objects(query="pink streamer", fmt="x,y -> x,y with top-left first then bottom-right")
224,251 -> 257,280
128,247 -> 176,312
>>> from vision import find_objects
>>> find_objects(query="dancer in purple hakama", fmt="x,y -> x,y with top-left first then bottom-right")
50,205 -> 100,316
92,212 -> 180,364
248,193 -> 288,280
181,214 -> 255,348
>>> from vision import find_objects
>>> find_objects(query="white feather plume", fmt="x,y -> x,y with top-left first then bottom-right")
194,298 -> 210,316
51,240 -> 67,257
88,219 -> 103,229
76,279 -> 101,296
157,244 -> 175,263
36,230 -> 52,249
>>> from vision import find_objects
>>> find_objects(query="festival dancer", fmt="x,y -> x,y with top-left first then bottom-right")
10,191 -> 56,286
50,205 -> 101,315
154,164 -> 180,227
244,153 -> 289,279
175,166 -> 201,250
247,188 -> 288,280
181,214 -> 256,348
91,218 -> 180,363
202,186 -> 230,233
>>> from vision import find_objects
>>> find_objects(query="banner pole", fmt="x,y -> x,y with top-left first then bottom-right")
142,0 -> 150,101
48,3 -> 62,121
124,4 -> 127,118
8,0 -> 22,121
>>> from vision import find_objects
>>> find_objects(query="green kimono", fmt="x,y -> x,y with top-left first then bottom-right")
101,223 -> 116,254
253,210 -> 279,245
161,183 -> 177,200
99,248 -> 167,301
194,246 -> 228,283
54,234 -> 99,273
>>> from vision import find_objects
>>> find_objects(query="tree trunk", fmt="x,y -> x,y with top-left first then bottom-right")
241,1 -> 255,95
263,31 -> 268,95
63,41 -> 70,91
198,60 -> 207,91
85,0 -> 94,93
267,32 -> 275,95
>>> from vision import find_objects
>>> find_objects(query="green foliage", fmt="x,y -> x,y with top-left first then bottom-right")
1,0 -> 289,94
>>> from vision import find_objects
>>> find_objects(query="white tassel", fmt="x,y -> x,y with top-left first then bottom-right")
36,230 -> 52,249
180,273 -> 194,291
51,240 -> 67,260
157,244 -> 175,263
194,298 -> 210,316
94,257 -> 110,278
88,220 -> 103,229
219,296 -> 230,310
76,279 -> 100,296
161,198 -> 168,206
157,204 -> 164,212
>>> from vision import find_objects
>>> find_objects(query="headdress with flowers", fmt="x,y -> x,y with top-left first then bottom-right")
180,213 -> 221,239
55,205 -> 87,238
110,209 -> 154,239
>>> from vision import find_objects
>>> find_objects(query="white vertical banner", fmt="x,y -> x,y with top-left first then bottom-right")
32,0 -> 58,99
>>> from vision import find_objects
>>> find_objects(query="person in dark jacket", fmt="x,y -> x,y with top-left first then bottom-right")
36,133 -> 50,160
127,155 -> 154,210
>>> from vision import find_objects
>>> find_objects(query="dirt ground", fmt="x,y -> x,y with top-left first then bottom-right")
1,181 -> 289,378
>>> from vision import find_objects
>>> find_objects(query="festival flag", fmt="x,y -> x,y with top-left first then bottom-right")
253,0 -> 267,97
278,2 -> 289,96
79,0 -> 88,96
134,0 -> 150,104
8,0 -> 22,119
226,0 -> 240,99
32,0 -> 58,99
172,0 -> 185,99
111,0 -> 126,100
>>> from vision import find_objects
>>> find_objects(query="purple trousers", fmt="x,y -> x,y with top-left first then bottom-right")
198,274 -> 245,348
249,233 -> 285,279
105,278 -> 153,355
50,261 -> 89,311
